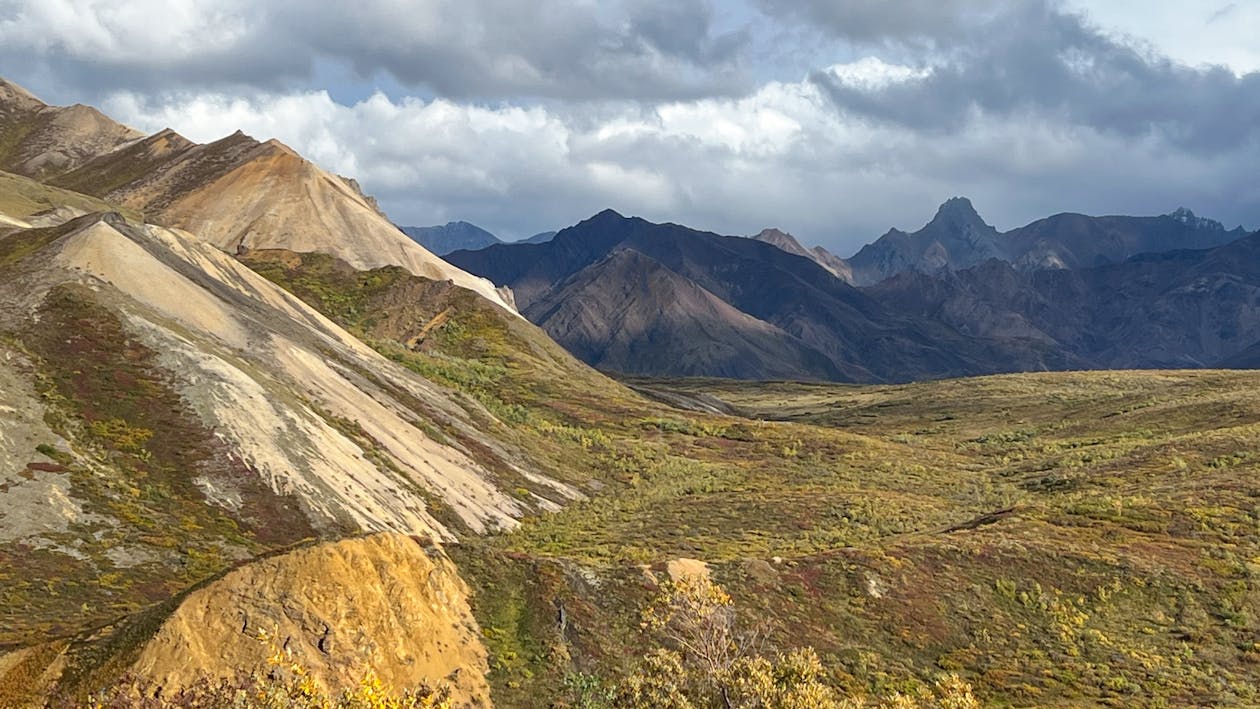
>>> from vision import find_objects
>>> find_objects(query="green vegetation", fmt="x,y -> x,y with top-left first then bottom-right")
0,169 -> 139,220
0,284 -> 314,649
231,253 -> 1260,706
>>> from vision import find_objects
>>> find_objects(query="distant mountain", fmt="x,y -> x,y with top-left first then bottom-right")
401,221 -> 503,255
449,209 -> 1073,382
523,248 -> 844,380
870,229 -> 1260,369
519,230 -> 557,244
1004,207 -> 1246,271
751,228 -> 853,283
848,197 -> 1246,285
848,197 -> 1005,285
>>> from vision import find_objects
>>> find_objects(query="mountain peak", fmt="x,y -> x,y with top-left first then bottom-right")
591,208 -> 626,221
928,197 -> 987,229
1169,206 -> 1226,231
0,76 -> 44,111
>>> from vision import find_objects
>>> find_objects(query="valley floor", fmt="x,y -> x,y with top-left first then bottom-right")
459,370 -> 1260,706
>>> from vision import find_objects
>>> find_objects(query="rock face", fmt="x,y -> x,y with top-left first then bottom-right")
1,535 -> 493,707
129,534 -> 491,706
752,228 -> 853,283
870,230 -> 1260,369
402,222 -> 503,255
848,197 -> 1004,285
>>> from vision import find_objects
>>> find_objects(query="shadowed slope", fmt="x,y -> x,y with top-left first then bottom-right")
450,209 -> 1074,382
525,248 -> 845,380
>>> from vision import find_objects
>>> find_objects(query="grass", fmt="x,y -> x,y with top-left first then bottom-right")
0,169 -> 140,220
235,252 -> 1260,705
4,246 -> 1253,705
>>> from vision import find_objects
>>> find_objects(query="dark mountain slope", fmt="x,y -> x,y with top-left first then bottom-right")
450,209 -> 1073,382
524,248 -> 847,380
1006,207 -> 1246,271
520,230 -> 557,244
848,197 -> 1003,285
401,221 -> 503,254
847,197 -> 1246,285
872,231 -> 1260,369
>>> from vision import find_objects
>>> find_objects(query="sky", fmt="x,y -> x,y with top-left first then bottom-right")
1,0 -> 1258,254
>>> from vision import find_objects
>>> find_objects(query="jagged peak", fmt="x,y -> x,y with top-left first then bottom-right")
927,196 -> 989,230
754,227 -> 807,252
1168,206 -> 1225,231
152,127 -> 190,141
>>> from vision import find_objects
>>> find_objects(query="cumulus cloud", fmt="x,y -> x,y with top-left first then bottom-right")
102,62 -> 1259,253
804,1 -> 1260,153
4,0 -> 1259,253
0,0 -> 751,100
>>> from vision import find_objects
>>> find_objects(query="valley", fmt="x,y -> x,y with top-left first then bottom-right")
0,73 -> 1257,708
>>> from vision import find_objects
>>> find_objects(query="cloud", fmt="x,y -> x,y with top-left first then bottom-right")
0,0 -> 752,101
6,0 -> 1260,255
797,1 -> 1260,156
102,62 -> 1260,255
753,0 -> 1015,45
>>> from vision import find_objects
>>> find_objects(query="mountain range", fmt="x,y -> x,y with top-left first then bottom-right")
402,220 -> 555,255
451,209 -> 1092,382
4,75 -> 1260,707
449,201 -> 1257,382
847,196 -> 1247,285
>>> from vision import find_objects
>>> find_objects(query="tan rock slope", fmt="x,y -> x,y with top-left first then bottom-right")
131,534 -> 492,706
2,211 -> 558,544
752,227 -> 853,283
1,535 -> 492,707
0,76 -> 514,313
0,78 -> 144,180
